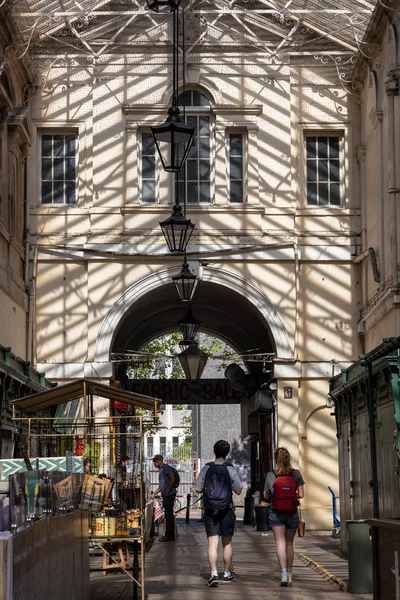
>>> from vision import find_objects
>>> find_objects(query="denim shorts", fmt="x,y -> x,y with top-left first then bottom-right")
268,507 -> 299,530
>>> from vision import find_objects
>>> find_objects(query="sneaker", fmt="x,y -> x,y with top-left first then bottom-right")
207,575 -> 219,587
222,572 -> 236,583
281,571 -> 288,586
287,571 -> 293,585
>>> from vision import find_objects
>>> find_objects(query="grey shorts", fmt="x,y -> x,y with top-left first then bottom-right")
268,507 -> 299,530
203,507 -> 236,538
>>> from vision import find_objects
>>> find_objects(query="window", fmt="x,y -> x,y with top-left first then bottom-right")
147,436 -> 154,458
177,90 -> 211,204
228,133 -> 244,203
41,134 -> 77,204
140,132 -> 157,203
172,436 -> 179,452
159,436 -> 166,456
305,135 -> 341,206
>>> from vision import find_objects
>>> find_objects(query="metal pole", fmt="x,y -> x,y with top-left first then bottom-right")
185,493 -> 191,523
367,361 -> 379,518
132,540 -> 139,600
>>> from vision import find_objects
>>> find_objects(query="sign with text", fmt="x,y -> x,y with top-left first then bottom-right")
125,379 -> 246,405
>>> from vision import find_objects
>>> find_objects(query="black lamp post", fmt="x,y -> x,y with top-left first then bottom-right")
159,201 -> 195,253
178,304 -> 200,340
151,107 -> 195,173
146,0 -> 180,12
172,260 -> 197,301
151,8 -> 195,172
178,340 -> 208,380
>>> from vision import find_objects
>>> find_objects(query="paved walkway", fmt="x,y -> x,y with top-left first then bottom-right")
90,518 -> 374,600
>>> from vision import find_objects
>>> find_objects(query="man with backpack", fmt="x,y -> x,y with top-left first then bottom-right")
151,454 -> 179,542
195,440 -> 243,587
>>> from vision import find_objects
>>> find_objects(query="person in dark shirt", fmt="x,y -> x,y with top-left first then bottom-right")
151,454 -> 176,542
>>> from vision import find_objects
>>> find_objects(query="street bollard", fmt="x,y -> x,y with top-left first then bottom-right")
185,493 -> 191,523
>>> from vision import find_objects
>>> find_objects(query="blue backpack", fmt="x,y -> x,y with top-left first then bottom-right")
203,462 -> 232,510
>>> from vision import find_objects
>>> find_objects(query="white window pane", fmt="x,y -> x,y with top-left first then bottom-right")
42,136 -> 52,157
200,182 -> 211,203
318,137 -> 328,158
53,135 -> 65,157
66,158 -> 75,181
187,160 -> 198,181
187,181 -> 198,203
65,181 -> 76,204
318,159 -> 329,182
53,181 -> 64,203
42,158 -> 52,180
65,135 -> 76,156
330,160 -> 340,182
230,134 -> 243,156
230,181 -> 243,203
306,137 -> 316,159
188,137 -> 198,158
307,160 -> 317,182
142,156 -> 155,179
329,137 -> 340,158
199,117 -> 210,134
199,160 -> 210,181
307,182 -> 318,205
142,181 -> 156,203
230,156 -> 243,180
330,183 -> 341,205
318,183 -> 329,204
199,137 -> 210,158
54,158 -> 64,180
42,182 -> 52,204
142,133 -> 155,153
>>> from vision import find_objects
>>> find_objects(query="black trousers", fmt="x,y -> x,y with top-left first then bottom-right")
162,494 -> 175,538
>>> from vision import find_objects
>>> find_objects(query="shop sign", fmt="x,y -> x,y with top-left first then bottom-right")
126,379 -> 246,404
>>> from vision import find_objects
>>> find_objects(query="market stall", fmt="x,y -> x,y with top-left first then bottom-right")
0,379 -> 159,600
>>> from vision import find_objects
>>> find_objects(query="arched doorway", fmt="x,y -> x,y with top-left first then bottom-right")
94,266 -> 292,496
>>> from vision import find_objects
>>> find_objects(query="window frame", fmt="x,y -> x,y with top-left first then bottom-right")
138,129 -> 159,205
302,128 -> 346,209
226,130 -> 247,204
39,131 -> 79,206
176,90 -> 214,205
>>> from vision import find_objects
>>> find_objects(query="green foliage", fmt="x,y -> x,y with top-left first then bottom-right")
128,332 -> 184,380
181,413 -> 192,442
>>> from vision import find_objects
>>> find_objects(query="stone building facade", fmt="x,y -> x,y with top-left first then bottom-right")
4,1 -> 391,529
0,19 -> 49,443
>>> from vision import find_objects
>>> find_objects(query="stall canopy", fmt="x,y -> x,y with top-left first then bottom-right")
10,378 -> 159,414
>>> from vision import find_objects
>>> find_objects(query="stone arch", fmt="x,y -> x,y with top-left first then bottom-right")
160,77 -> 223,105
94,266 -> 292,363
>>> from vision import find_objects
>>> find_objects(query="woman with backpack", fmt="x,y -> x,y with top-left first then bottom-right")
263,447 -> 304,587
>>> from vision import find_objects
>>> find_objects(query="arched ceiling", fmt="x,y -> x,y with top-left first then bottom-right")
111,280 -> 276,373
4,0 -> 378,88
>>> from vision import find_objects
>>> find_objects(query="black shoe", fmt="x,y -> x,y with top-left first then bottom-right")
222,572 -> 236,583
159,535 -> 174,542
207,575 -> 219,587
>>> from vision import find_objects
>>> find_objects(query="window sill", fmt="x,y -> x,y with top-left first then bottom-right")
120,204 -> 264,215
297,206 -> 360,216
32,205 -> 87,215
